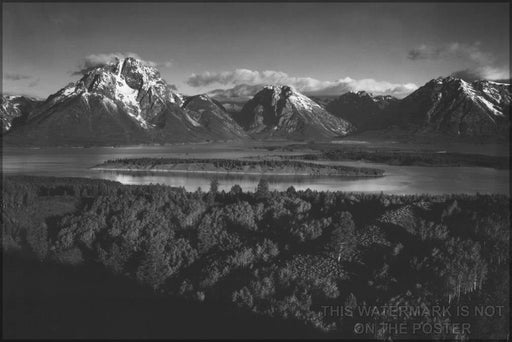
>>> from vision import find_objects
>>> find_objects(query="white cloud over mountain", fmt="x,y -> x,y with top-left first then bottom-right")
408,42 -> 509,81
188,69 -> 418,97
450,66 -> 510,82
408,42 -> 492,64
4,72 -> 33,81
73,52 -> 173,75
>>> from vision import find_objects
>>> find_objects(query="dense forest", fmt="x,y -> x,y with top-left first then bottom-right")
94,157 -> 384,177
2,176 -> 510,339
274,144 -> 509,169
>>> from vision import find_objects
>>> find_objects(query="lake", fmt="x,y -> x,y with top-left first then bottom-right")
2,143 -> 509,195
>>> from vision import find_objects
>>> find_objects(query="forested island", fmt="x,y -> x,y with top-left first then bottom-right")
269,144 -> 510,169
3,176 -> 509,339
93,157 -> 385,177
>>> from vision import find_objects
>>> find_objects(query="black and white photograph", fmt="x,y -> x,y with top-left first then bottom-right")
1,0 -> 510,339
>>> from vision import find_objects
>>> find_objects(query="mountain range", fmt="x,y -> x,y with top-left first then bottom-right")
234,85 -> 354,139
3,57 -> 248,146
318,78 -> 510,139
2,57 -> 510,146
325,91 -> 398,130
392,77 -> 511,137
1,95 -> 42,133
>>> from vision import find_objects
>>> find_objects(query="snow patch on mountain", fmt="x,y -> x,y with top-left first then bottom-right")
111,73 -> 141,113
184,112 -> 201,127
237,84 -> 354,138
289,92 -> 322,112
477,96 -> 503,117
395,76 -> 511,137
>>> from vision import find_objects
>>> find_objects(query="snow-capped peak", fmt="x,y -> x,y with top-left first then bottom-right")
33,56 -> 184,129
288,90 -> 323,111
254,84 -> 322,112
356,90 -> 373,97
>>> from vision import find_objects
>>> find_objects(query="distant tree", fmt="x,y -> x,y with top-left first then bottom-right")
416,220 -> 448,241
256,179 -> 270,199
290,220 -> 325,243
209,178 -> 219,193
255,239 -> 280,261
197,208 -> 243,253
229,247 -> 255,268
207,179 -> 220,204
230,184 -> 243,196
135,241 -> 173,290
224,201 -> 257,231
286,186 -> 297,196
232,286 -> 254,308
327,211 -> 357,262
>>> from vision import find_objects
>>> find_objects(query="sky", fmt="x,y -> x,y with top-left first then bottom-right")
2,2 -> 510,99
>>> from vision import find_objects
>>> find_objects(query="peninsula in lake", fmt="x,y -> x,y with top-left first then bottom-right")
93,158 -> 385,177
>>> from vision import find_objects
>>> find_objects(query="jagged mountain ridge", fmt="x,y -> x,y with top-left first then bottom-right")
4,64 -> 510,145
1,95 -> 42,133
323,77 -> 510,138
395,77 -> 511,136
325,91 -> 398,130
235,85 -> 354,139
182,95 -> 248,140
4,57 -> 245,146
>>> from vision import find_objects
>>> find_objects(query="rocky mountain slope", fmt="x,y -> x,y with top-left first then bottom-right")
325,77 -> 511,139
235,85 -> 354,140
4,66 -> 509,145
4,57 -> 244,146
325,91 -> 398,130
182,95 -> 248,140
393,77 -> 511,137
1,95 -> 42,133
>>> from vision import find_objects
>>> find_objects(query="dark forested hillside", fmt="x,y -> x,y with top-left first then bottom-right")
2,176 -> 510,339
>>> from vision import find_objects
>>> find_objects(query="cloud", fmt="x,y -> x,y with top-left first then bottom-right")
408,42 -> 492,64
28,78 -> 40,87
160,60 -> 173,68
208,84 -> 265,101
450,66 -> 510,82
408,42 -> 509,81
305,77 -> 418,97
73,52 -> 173,75
189,69 -> 418,97
4,72 -> 33,81
188,69 -> 289,87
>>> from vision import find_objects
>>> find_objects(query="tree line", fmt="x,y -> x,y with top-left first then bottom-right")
97,157 -> 384,176
279,145 -> 509,169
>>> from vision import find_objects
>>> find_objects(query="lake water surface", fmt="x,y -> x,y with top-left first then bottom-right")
2,144 -> 509,195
